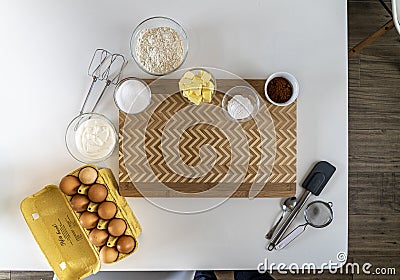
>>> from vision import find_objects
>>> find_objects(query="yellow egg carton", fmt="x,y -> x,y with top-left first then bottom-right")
20,165 -> 142,280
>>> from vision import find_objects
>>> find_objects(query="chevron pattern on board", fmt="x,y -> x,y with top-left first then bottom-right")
119,79 -> 296,198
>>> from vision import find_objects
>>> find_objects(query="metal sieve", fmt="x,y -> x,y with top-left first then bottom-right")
304,200 -> 333,228
275,200 -> 333,250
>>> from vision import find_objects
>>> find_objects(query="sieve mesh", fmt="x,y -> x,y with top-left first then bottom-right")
305,201 -> 333,227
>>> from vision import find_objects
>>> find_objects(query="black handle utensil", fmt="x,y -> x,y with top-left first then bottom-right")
267,161 -> 336,251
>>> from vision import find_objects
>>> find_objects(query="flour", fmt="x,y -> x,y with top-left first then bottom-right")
227,95 -> 254,120
135,26 -> 184,75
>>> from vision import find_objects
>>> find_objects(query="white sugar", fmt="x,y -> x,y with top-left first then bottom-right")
115,79 -> 151,114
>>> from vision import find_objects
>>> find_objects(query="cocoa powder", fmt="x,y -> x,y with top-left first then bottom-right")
267,77 -> 292,103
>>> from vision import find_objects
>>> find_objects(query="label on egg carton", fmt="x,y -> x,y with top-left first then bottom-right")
20,165 -> 142,280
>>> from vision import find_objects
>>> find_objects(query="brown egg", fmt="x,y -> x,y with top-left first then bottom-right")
79,211 -> 99,229
78,166 -> 98,185
59,176 -> 81,195
98,201 -> 117,220
107,218 -> 127,237
99,246 -> 119,263
116,235 -> 136,254
70,194 -> 90,212
88,184 -> 108,203
89,229 -> 109,247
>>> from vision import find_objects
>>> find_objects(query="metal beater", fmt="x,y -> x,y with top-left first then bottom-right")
79,48 -> 127,115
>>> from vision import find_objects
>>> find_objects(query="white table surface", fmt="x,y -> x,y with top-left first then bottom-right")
0,0 -> 348,272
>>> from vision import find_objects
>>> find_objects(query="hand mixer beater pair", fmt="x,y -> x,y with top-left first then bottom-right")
79,48 -> 127,115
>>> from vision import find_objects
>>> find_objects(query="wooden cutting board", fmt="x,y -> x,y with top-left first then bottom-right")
118,79 -> 296,198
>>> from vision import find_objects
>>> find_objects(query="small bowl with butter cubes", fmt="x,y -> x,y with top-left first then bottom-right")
179,68 -> 216,105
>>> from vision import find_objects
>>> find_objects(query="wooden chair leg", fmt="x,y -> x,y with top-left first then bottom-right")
348,19 -> 395,57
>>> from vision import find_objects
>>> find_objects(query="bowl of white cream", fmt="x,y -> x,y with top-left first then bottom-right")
65,113 -> 117,163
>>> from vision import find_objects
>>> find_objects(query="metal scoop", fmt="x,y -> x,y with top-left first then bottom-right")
265,197 -> 297,240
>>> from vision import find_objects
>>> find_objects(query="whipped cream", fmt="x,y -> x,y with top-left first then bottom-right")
75,118 -> 116,160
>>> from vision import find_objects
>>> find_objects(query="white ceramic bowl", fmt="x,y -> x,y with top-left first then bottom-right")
264,72 -> 299,106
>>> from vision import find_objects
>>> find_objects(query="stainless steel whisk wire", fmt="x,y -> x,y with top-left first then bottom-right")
79,49 -> 110,115
79,49 -> 127,115
90,53 -> 128,113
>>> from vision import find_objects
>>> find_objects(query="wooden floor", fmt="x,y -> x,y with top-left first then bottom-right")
1,1 -> 399,279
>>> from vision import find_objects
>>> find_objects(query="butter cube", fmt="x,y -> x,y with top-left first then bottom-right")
188,92 -> 202,105
191,87 -> 202,96
186,82 -> 197,90
180,70 -> 215,104
179,82 -> 188,91
204,81 -> 214,91
202,89 -> 213,102
181,77 -> 192,85
192,76 -> 203,86
183,71 -> 195,79
200,70 -> 211,83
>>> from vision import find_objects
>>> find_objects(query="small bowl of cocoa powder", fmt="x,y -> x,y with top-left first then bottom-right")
264,72 -> 299,106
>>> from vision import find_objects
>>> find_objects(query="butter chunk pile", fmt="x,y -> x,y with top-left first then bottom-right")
179,70 -> 215,104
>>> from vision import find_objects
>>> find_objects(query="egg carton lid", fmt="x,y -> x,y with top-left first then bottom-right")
20,185 -> 101,280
